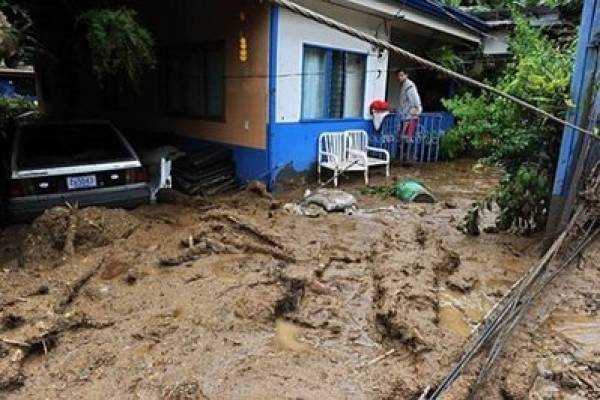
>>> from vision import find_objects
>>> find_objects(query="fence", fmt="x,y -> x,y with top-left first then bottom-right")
368,112 -> 454,162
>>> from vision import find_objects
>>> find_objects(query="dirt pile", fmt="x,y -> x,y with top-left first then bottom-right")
18,207 -> 140,267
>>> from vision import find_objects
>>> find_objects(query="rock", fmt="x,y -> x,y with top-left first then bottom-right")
483,226 -> 500,234
530,377 -> 561,400
0,343 -> 8,358
304,189 -> 357,212
559,373 -> 580,389
246,180 -> 272,199
124,269 -> 138,285
562,394 -> 587,400
283,203 -> 303,216
31,285 -> 49,296
444,201 -> 458,209
303,204 -> 328,218
446,275 -> 477,293
537,361 -> 555,379
308,280 -> 334,295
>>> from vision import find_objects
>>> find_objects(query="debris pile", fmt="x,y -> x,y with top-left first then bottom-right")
18,206 -> 140,268
172,146 -> 239,196
159,210 -> 295,267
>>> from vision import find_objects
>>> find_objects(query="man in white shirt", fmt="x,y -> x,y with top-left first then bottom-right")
396,69 -> 422,137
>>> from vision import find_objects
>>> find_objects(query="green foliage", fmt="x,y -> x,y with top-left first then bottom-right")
442,16 -> 574,234
495,165 -> 551,233
77,8 -> 155,87
462,203 -> 482,235
428,46 -> 464,72
0,1 -> 37,66
360,185 -> 392,197
0,96 -> 37,135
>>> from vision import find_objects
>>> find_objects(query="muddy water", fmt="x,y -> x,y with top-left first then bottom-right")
547,311 -> 600,362
438,290 -> 494,337
274,319 -> 310,352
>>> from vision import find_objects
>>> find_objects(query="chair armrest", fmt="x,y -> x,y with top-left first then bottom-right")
366,146 -> 390,161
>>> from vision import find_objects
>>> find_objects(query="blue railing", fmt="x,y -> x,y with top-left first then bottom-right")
369,112 -> 454,162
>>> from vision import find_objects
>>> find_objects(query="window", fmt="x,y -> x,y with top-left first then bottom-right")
301,45 -> 366,120
17,123 -> 133,169
162,42 -> 225,119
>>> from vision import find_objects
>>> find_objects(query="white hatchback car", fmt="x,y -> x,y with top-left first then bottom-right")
5,120 -> 151,222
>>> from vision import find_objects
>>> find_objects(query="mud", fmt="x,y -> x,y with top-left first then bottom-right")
477,235 -> 600,400
0,160 -> 593,399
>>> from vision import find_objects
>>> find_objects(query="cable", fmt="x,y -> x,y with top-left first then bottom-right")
265,0 -> 592,136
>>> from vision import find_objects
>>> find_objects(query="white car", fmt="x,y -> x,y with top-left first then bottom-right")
4,120 -> 152,222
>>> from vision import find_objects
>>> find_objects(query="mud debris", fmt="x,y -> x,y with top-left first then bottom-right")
0,161 -> 593,399
18,207 -> 140,268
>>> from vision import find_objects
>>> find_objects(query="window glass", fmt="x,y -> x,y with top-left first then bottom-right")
17,124 -> 133,169
301,45 -> 366,120
163,42 -> 225,119
329,51 -> 345,118
205,46 -> 225,117
343,53 -> 366,118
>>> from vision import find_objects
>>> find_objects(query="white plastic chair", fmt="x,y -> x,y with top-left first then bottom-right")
345,129 -> 390,185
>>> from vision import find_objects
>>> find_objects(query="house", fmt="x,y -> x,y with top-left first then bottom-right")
34,0 -> 488,187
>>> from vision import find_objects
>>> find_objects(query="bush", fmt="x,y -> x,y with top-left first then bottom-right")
0,1 -> 37,67
496,165 -> 551,233
77,8 -> 155,87
0,96 -> 36,135
443,15 -> 574,234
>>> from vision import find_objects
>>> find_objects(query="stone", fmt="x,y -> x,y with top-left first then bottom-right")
304,189 -> 357,212
537,361 -> 555,379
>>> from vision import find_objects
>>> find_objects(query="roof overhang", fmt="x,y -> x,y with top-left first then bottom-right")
326,0 -> 484,44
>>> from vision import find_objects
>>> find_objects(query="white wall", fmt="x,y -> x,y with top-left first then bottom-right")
275,3 -> 390,123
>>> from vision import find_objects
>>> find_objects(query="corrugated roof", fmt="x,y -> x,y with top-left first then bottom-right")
397,0 -> 490,33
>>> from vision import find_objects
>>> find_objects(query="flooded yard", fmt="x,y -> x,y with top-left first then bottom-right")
0,160 -> 597,399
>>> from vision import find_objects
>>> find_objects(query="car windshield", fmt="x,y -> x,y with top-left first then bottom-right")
17,123 -> 134,169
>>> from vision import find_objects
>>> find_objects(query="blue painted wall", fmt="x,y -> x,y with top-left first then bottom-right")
269,119 -> 371,180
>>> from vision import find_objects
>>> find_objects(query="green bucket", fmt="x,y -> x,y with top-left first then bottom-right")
391,179 -> 435,203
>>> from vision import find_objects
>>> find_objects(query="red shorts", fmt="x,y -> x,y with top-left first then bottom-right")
402,118 -> 418,138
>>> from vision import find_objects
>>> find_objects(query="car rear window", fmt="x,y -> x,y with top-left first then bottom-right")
16,123 -> 135,169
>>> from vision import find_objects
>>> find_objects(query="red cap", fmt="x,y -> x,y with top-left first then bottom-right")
369,99 -> 390,111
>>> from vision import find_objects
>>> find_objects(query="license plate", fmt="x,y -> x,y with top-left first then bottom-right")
67,175 -> 97,190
